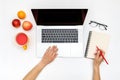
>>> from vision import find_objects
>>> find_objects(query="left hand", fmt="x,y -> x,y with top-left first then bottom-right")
41,46 -> 58,66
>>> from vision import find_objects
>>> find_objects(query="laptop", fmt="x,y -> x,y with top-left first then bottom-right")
31,9 -> 88,57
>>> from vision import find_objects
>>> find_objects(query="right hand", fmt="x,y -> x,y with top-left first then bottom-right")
93,49 -> 105,68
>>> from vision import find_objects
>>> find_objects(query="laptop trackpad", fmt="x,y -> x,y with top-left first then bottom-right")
70,43 -> 83,57
57,44 -> 71,57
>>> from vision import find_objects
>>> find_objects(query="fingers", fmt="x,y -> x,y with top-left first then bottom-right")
46,45 -> 58,57
95,50 -> 100,59
95,48 -> 105,63
99,50 -> 105,61
53,53 -> 58,59
50,46 -> 58,57
52,47 -> 58,57
95,47 -> 105,57
44,46 -> 51,55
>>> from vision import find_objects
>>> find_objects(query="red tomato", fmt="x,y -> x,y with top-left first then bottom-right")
22,21 -> 33,31
12,19 -> 21,28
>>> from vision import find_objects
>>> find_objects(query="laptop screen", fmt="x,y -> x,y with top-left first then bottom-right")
31,9 -> 88,26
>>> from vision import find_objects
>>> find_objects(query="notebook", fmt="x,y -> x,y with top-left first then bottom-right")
85,31 -> 110,58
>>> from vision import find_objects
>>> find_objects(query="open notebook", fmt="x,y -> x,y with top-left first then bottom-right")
85,31 -> 110,58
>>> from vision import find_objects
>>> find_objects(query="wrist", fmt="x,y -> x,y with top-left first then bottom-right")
38,61 -> 47,68
94,65 -> 100,71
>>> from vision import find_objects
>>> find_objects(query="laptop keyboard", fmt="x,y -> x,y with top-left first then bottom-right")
42,29 -> 78,43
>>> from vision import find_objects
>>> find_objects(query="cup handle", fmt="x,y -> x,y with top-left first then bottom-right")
22,45 -> 27,50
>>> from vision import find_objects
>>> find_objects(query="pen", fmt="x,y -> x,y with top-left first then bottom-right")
96,46 -> 109,65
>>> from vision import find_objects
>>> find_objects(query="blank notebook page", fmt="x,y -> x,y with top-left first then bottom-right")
85,31 -> 110,58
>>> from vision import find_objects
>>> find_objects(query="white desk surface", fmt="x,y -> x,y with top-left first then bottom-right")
0,0 -> 120,80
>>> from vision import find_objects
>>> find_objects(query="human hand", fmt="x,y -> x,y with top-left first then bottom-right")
93,49 -> 105,68
40,45 -> 58,66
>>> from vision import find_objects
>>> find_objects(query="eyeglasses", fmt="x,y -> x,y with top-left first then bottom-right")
89,21 -> 108,30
